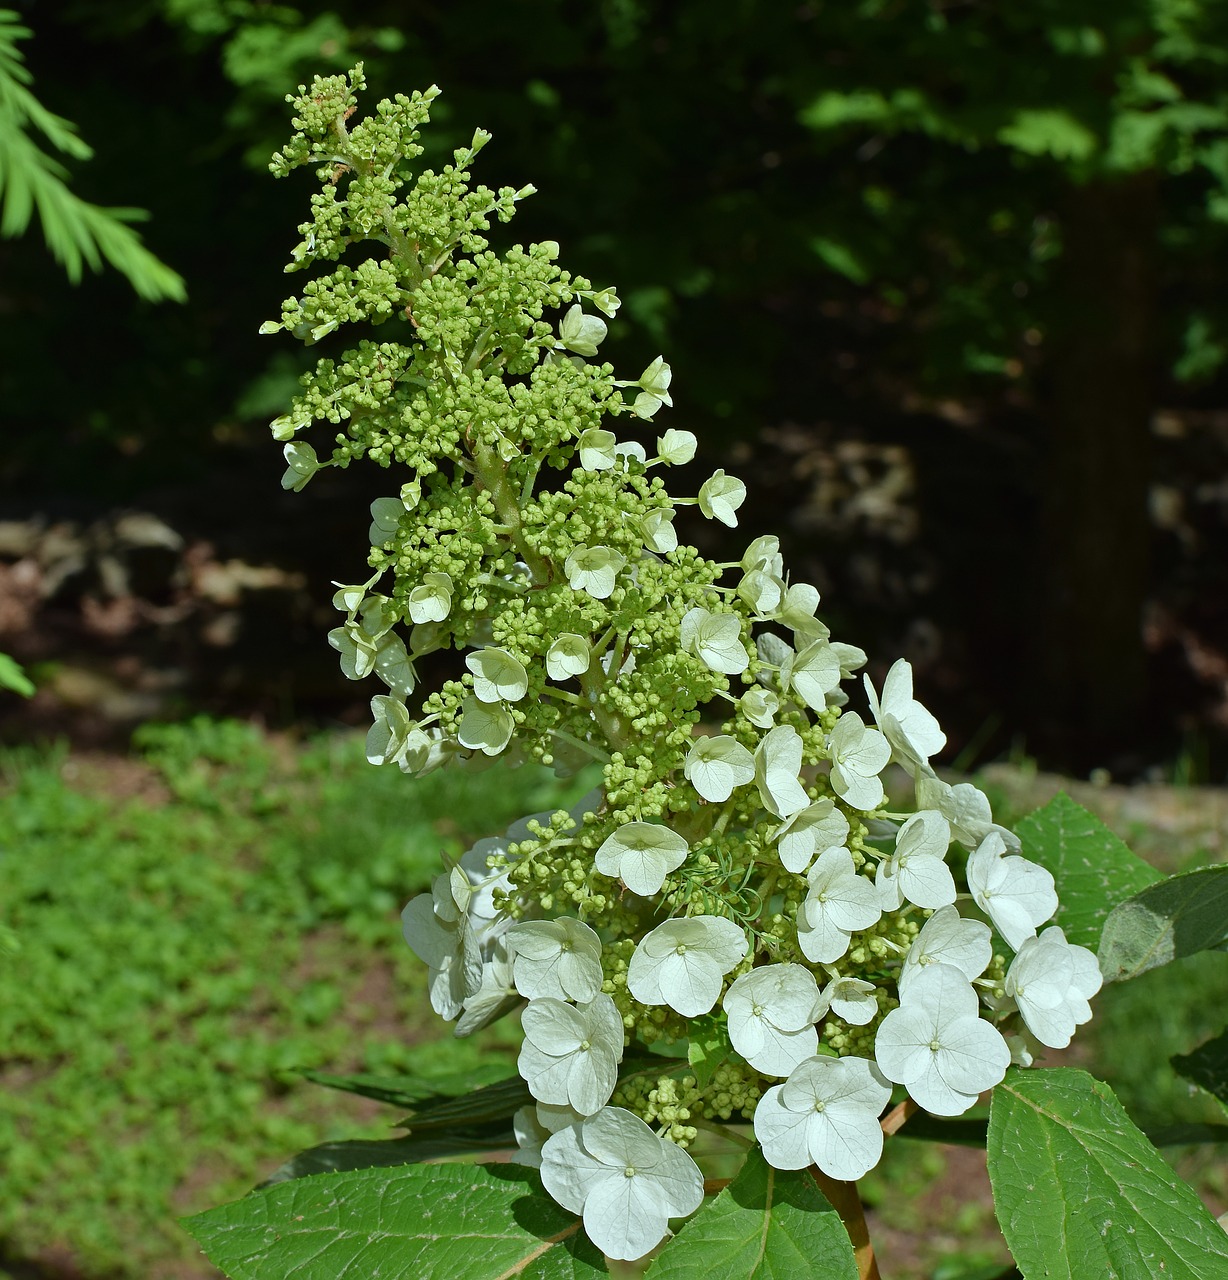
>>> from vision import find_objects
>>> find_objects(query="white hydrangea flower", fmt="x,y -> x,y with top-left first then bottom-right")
513,1102 -> 584,1168
367,495 -> 404,544
898,905 -> 993,997
796,847 -> 882,964
966,830 -> 1058,950
545,633 -> 591,681
685,734 -> 756,802
656,427 -> 695,465
578,427 -> 617,471
742,534 -> 783,577
281,441 -> 320,492
366,694 -> 413,766
723,963 -> 823,1077
518,995 -> 624,1115
830,641 -> 868,679
737,568 -> 784,618
875,810 -> 957,911
466,646 -> 529,703
680,606 -> 749,675
1004,926 -> 1102,1049
540,1107 -> 704,1261
455,936 -> 518,1036
457,696 -> 515,756
754,724 -> 811,819
400,885 -> 482,1021
786,638 -> 842,711
640,508 -> 678,554
595,821 -> 689,896
698,469 -> 746,527
775,799 -> 850,874
507,917 -> 604,1003
826,712 -> 891,810
755,630 -> 794,676
637,357 -> 674,412
864,658 -> 946,767
565,545 -> 626,599
914,767 -> 1021,853
406,571 -> 453,624
559,304 -> 608,357
740,686 -> 779,729
779,583 -> 827,642
754,1055 -> 892,1180
627,915 -> 748,1017
371,632 -> 417,697
874,964 -> 1011,1115
821,974 -> 878,1025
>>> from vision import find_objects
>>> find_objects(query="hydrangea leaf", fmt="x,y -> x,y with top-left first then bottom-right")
1013,793 -> 1161,951
183,1162 -> 606,1279
646,1148 -> 858,1280
988,1068 -> 1228,1280
1097,864 -> 1228,983
1171,1028 -> 1228,1111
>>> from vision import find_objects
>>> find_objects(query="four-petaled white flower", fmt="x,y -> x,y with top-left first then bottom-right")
778,582 -> 824,639
915,767 -> 1022,852
595,821 -> 690,896
541,1107 -> 704,1261
874,964 -> 1011,1115
698,469 -> 746,527
641,508 -> 678,553
1004,926 -> 1102,1048
507,917 -> 604,1002
656,427 -> 694,465
546,633 -> 591,680
559,304 -> 608,357
457,696 -> 515,756
966,831 -> 1058,950
786,639 -> 843,711
400,878 -> 481,1021
628,916 -> 748,1016
722,963 -> 823,1077
754,724 -> 811,819
366,693 -> 413,766
455,936 -> 518,1036
680,606 -> 749,675
775,799 -> 850,874
899,905 -> 992,997
740,686 -> 779,729
864,658 -> 946,767
466,647 -> 529,703
797,846 -> 882,964
755,1055 -> 892,1181
578,427 -> 617,471
281,441 -> 320,493
518,995 -> 624,1115
685,734 -> 756,802
407,571 -> 453,624
821,974 -> 878,1025
826,712 -> 891,810
565,545 -> 626,599
367,495 -> 404,544
876,810 -> 957,911
513,1101 -> 584,1169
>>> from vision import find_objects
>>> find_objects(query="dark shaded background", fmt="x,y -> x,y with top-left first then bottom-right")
4,0 -> 1228,778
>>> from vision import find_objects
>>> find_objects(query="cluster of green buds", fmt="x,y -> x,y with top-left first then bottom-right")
267,67 -> 1101,1262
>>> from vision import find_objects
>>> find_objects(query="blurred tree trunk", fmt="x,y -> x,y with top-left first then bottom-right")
1039,172 -> 1157,768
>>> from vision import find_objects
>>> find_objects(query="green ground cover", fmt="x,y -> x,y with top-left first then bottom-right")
1,721 -> 1223,1279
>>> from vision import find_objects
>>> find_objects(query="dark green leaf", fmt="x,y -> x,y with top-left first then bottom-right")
1172,1027 -> 1228,1110
1098,865 -> 1228,982
260,1132 -> 514,1186
298,1063 -> 518,1109
1013,794 -> 1160,950
393,1075 -> 533,1132
988,1068 -> 1228,1279
646,1148 -> 858,1279
184,1162 -> 606,1279
1142,1124 -> 1228,1147
895,1113 -> 989,1147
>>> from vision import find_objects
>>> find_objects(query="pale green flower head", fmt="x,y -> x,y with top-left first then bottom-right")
281,441 -> 319,492
595,821 -> 689,897
565,545 -> 625,599
656,427 -> 695,465
406,572 -> 453,624
578,427 -> 617,471
368,496 -> 404,546
640,508 -> 678,553
698,468 -> 746,527
680,606 -> 749,675
466,647 -> 529,703
457,697 -> 515,756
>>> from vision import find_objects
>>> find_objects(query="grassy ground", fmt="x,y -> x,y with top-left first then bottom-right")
1,722 -> 1224,1279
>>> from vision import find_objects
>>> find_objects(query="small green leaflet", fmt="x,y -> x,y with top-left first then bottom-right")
0,653 -> 34,697
1098,864 -> 1228,982
1013,793 -> 1160,950
1172,1027 -> 1228,1112
988,1068 -> 1228,1280
184,1162 -> 605,1279
645,1149 -> 858,1280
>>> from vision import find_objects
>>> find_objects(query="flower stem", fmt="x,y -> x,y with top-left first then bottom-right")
808,1168 -> 880,1280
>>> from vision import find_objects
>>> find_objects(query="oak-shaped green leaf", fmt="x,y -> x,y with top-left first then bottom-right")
646,1148 -> 858,1280
988,1068 -> 1228,1280
183,1162 -> 605,1279
1172,1027 -> 1228,1111
1098,865 -> 1228,982
1013,793 -> 1161,951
